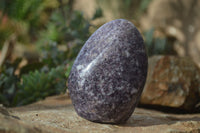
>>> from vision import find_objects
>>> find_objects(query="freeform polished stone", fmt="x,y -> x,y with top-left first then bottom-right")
68,19 -> 148,124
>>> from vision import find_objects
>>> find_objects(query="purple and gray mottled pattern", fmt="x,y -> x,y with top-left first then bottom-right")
68,19 -> 148,124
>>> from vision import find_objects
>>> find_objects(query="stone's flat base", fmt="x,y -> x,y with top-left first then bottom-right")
0,95 -> 200,133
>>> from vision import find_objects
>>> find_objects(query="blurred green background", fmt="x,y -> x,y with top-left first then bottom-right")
0,0 -> 199,107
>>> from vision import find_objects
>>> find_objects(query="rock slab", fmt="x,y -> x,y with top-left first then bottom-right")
1,95 -> 200,133
140,56 -> 200,111
68,19 -> 148,123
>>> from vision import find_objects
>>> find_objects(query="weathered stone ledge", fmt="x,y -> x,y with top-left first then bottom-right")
0,94 -> 200,133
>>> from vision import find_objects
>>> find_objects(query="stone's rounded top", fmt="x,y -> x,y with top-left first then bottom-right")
96,19 -> 136,31
84,19 -> 141,50
75,19 -> 145,68
87,19 -> 138,44
68,19 -> 148,124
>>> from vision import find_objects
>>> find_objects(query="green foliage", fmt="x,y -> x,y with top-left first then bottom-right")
1,0 -> 42,22
124,0 -> 132,7
144,28 -> 165,56
0,28 -> 11,49
144,28 -> 175,56
0,40 -> 74,106
39,7 -> 91,46
65,60 -> 74,78
41,42 -> 67,68
123,0 -> 152,11
13,66 -> 66,106
0,0 -> 44,45
0,59 -> 21,106
38,6 -> 99,61
0,68 -> 18,106
118,0 -> 152,19
0,1 -> 103,107
92,8 -> 103,20
139,0 -> 152,12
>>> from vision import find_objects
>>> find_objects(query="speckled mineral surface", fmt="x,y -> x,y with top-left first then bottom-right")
68,19 -> 148,124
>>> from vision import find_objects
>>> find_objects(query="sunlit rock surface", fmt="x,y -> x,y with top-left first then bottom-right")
68,19 -> 148,123
1,95 -> 200,133
141,56 -> 200,111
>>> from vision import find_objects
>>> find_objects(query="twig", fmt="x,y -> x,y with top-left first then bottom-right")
58,0 -> 67,20
0,34 -> 16,68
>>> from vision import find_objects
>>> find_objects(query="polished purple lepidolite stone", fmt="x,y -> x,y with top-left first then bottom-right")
68,19 -> 148,124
